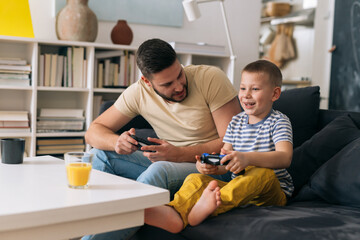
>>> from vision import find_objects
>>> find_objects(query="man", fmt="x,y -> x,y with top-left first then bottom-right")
83,38 -> 240,239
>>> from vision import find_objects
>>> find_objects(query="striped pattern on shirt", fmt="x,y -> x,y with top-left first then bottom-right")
223,109 -> 294,197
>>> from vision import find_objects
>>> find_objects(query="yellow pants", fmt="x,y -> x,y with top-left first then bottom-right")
168,166 -> 287,228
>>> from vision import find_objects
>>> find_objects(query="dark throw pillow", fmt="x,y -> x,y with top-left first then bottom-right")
287,114 -> 360,197
273,86 -> 320,148
296,137 -> 360,207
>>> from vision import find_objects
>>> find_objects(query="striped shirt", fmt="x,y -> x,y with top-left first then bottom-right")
223,109 -> 294,197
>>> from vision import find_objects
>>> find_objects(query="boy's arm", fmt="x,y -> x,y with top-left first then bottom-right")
221,141 -> 293,174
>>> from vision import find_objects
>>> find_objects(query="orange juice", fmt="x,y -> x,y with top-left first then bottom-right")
66,162 -> 92,187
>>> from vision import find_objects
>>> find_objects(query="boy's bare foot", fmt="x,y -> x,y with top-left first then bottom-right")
145,206 -> 183,233
188,180 -> 221,226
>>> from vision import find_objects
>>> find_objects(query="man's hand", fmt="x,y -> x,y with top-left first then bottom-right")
141,138 -> 184,162
114,128 -> 139,154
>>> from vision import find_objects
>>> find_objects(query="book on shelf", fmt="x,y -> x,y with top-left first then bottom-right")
66,47 -> 73,87
63,55 -> 68,87
0,127 -> 30,133
103,59 -> 111,86
129,53 -> 136,85
38,54 -> 44,86
0,64 -> 31,72
0,73 -> 29,80
0,110 -> 29,121
36,147 -> 85,155
0,57 -> 27,65
83,59 -> 87,88
118,55 -> 127,86
44,53 -> 51,87
95,50 -> 137,88
0,111 -> 30,130
72,47 -> 85,88
95,50 -> 125,59
37,120 -> 84,131
36,137 -> 85,155
97,63 -> 103,88
37,137 -> 84,146
39,46 -> 87,88
37,108 -> 84,132
56,55 -> 64,87
0,121 -> 29,128
168,41 -> 226,55
39,108 -> 84,118
0,78 -> 30,87
50,54 -> 57,87
41,53 -> 66,87
37,144 -> 86,150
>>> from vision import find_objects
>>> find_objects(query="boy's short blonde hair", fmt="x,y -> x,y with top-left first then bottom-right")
242,60 -> 282,87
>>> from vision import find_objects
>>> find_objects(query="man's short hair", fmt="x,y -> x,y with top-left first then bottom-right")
136,38 -> 177,80
242,60 -> 282,87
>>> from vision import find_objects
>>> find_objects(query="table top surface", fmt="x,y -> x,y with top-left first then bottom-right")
0,156 -> 169,231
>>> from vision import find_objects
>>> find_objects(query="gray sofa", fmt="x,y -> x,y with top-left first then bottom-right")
101,86 -> 360,240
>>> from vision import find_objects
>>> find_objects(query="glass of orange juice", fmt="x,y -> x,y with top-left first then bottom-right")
65,152 -> 93,189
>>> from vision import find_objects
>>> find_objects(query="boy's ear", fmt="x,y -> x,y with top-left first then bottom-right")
141,76 -> 152,87
272,87 -> 281,102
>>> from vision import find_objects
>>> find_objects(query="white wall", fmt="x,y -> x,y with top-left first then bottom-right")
28,0 -> 261,91
311,0 -> 334,109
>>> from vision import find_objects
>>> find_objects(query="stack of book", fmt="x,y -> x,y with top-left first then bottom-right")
36,108 -> 85,132
36,137 -> 85,155
0,58 -> 31,87
95,50 -> 136,88
0,111 -> 30,133
38,46 -> 87,88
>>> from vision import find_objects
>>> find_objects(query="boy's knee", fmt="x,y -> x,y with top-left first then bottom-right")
184,173 -> 212,185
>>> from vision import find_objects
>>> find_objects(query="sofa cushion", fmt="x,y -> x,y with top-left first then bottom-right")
287,114 -> 360,197
273,86 -> 320,148
133,201 -> 360,240
295,137 -> 360,207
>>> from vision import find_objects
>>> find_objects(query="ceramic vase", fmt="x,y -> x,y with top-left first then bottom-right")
56,0 -> 98,42
111,20 -> 133,45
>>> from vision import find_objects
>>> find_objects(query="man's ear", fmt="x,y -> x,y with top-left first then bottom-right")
141,76 -> 152,87
272,87 -> 281,102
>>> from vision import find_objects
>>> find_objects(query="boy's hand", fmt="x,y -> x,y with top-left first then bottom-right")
195,155 -> 219,175
221,149 -> 248,174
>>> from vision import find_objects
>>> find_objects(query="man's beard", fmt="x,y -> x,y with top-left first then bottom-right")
153,83 -> 188,103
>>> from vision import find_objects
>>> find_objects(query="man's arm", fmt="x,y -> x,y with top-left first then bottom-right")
85,105 -> 133,151
142,97 -> 241,163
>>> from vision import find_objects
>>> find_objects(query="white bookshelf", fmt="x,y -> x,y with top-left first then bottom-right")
0,36 -> 233,157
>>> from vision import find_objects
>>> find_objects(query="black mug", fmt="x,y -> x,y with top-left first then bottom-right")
1,138 -> 25,164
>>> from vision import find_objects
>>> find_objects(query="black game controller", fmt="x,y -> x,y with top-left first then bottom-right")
200,153 -> 228,166
130,135 -> 159,152
200,153 -> 245,175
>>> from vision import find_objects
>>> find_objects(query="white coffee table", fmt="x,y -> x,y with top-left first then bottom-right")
0,156 -> 169,240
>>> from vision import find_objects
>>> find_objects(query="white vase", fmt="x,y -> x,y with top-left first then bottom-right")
56,0 -> 98,42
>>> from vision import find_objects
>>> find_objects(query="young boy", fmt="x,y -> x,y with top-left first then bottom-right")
145,60 -> 294,233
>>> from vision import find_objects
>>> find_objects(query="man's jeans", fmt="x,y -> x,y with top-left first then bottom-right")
82,148 -> 198,240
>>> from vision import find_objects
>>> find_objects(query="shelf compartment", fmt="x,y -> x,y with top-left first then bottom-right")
37,91 -> 89,110
0,89 -> 32,112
